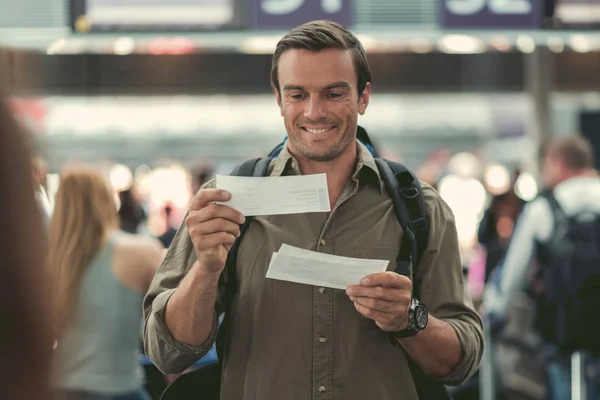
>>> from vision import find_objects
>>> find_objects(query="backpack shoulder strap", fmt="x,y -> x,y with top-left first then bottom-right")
216,157 -> 272,360
543,191 -> 567,222
374,158 -> 429,298
375,159 -> 451,400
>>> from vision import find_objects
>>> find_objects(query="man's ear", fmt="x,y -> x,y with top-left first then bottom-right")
274,87 -> 283,116
358,82 -> 371,115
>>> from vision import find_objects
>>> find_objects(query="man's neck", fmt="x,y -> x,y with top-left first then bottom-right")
294,146 -> 358,209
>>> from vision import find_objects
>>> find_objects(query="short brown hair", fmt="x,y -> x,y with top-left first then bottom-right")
547,135 -> 595,170
270,20 -> 371,96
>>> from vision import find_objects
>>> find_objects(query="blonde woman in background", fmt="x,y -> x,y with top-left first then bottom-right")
50,167 -> 163,400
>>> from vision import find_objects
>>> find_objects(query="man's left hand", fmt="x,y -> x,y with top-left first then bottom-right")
346,272 -> 412,332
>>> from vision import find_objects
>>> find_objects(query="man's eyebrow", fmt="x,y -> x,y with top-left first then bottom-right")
281,82 -> 351,92
323,81 -> 351,90
282,84 -> 305,92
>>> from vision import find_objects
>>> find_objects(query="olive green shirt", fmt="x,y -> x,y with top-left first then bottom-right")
143,142 -> 483,400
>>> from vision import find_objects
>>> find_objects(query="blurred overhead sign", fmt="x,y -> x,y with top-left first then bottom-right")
440,0 -> 542,28
551,0 -> 600,29
252,0 -> 352,29
71,0 -> 240,32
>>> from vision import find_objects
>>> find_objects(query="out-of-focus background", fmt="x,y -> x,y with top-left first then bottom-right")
3,1 -> 600,399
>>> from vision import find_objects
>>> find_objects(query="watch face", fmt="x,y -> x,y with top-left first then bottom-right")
415,305 -> 428,330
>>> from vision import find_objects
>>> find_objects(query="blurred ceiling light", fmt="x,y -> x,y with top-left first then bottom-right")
438,174 -> 487,250
46,38 -> 67,55
109,164 -> 134,192
547,36 -> 565,53
447,152 -> 482,179
169,37 -> 195,54
438,35 -> 485,54
148,37 -> 195,55
408,38 -> 434,54
570,34 -> 592,53
514,172 -> 538,201
240,36 -> 279,54
483,164 -> 511,195
135,165 -> 153,197
149,167 -> 191,210
113,37 -> 136,55
489,35 -> 512,52
516,35 -> 536,54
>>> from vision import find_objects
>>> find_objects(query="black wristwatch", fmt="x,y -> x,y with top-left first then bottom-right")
389,298 -> 428,339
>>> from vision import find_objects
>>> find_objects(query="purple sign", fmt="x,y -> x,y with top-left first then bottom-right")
252,0 -> 352,29
440,0 -> 542,29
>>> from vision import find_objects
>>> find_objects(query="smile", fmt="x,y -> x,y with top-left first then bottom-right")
302,126 -> 336,135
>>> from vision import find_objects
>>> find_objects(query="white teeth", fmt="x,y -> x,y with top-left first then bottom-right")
305,127 -> 331,134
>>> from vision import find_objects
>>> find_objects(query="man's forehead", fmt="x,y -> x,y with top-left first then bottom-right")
277,49 -> 357,90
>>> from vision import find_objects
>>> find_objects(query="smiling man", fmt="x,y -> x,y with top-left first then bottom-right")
143,20 -> 483,400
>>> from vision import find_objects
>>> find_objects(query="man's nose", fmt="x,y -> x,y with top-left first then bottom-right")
304,96 -> 327,120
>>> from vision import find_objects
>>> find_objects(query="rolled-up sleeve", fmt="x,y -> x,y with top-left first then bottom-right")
143,183 -> 223,374
417,184 -> 485,386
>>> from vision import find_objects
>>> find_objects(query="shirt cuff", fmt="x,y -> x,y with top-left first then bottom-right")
436,318 -> 483,386
151,288 -> 219,357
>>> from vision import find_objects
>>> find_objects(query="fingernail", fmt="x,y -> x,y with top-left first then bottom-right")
222,191 -> 230,200
361,278 -> 369,285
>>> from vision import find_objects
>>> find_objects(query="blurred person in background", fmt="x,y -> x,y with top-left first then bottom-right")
118,187 -> 147,234
144,20 -> 483,400
485,135 -> 600,400
158,202 -> 178,249
190,163 -> 215,196
0,68 -> 53,400
50,166 -> 163,400
478,169 -> 526,283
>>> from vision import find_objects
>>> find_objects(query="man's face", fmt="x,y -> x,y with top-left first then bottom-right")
274,49 -> 370,162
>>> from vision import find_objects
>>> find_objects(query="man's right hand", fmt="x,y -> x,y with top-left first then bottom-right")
185,189 -> 246,273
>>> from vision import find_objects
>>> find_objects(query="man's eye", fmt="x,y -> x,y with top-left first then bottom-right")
327,92 -> 343,99
290,94 -> 306,100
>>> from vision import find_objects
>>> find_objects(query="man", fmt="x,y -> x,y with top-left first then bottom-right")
144,20 -> 483,400
485,136 -> 600,399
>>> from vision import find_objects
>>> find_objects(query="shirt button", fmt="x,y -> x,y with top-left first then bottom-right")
319,386 -> 327,393
320,239 -> 326,246
319,336 -> 327,343
319,287 -> 326,294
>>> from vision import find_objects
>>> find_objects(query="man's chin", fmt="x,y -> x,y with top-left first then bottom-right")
299,149 -> 341,162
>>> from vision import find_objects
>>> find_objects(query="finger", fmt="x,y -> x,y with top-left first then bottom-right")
346,285 -> 407,302
354,302 -> 399,325
187,204 -> 245,226
349,296 -> 403,314
359,272 -> 411,289
191,232 -> 237,250
190,189 -> 231,211
187,217 -> 242,238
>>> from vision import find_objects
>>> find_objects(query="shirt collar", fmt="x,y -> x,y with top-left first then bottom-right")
269,140 -> 383,190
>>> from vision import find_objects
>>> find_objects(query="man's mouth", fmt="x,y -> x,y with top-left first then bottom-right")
302,126 -> 336,135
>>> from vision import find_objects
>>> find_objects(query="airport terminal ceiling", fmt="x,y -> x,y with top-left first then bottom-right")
3,49 -> 600,95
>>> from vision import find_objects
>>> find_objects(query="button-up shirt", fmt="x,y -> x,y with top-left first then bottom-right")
144,142 -> 483,400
